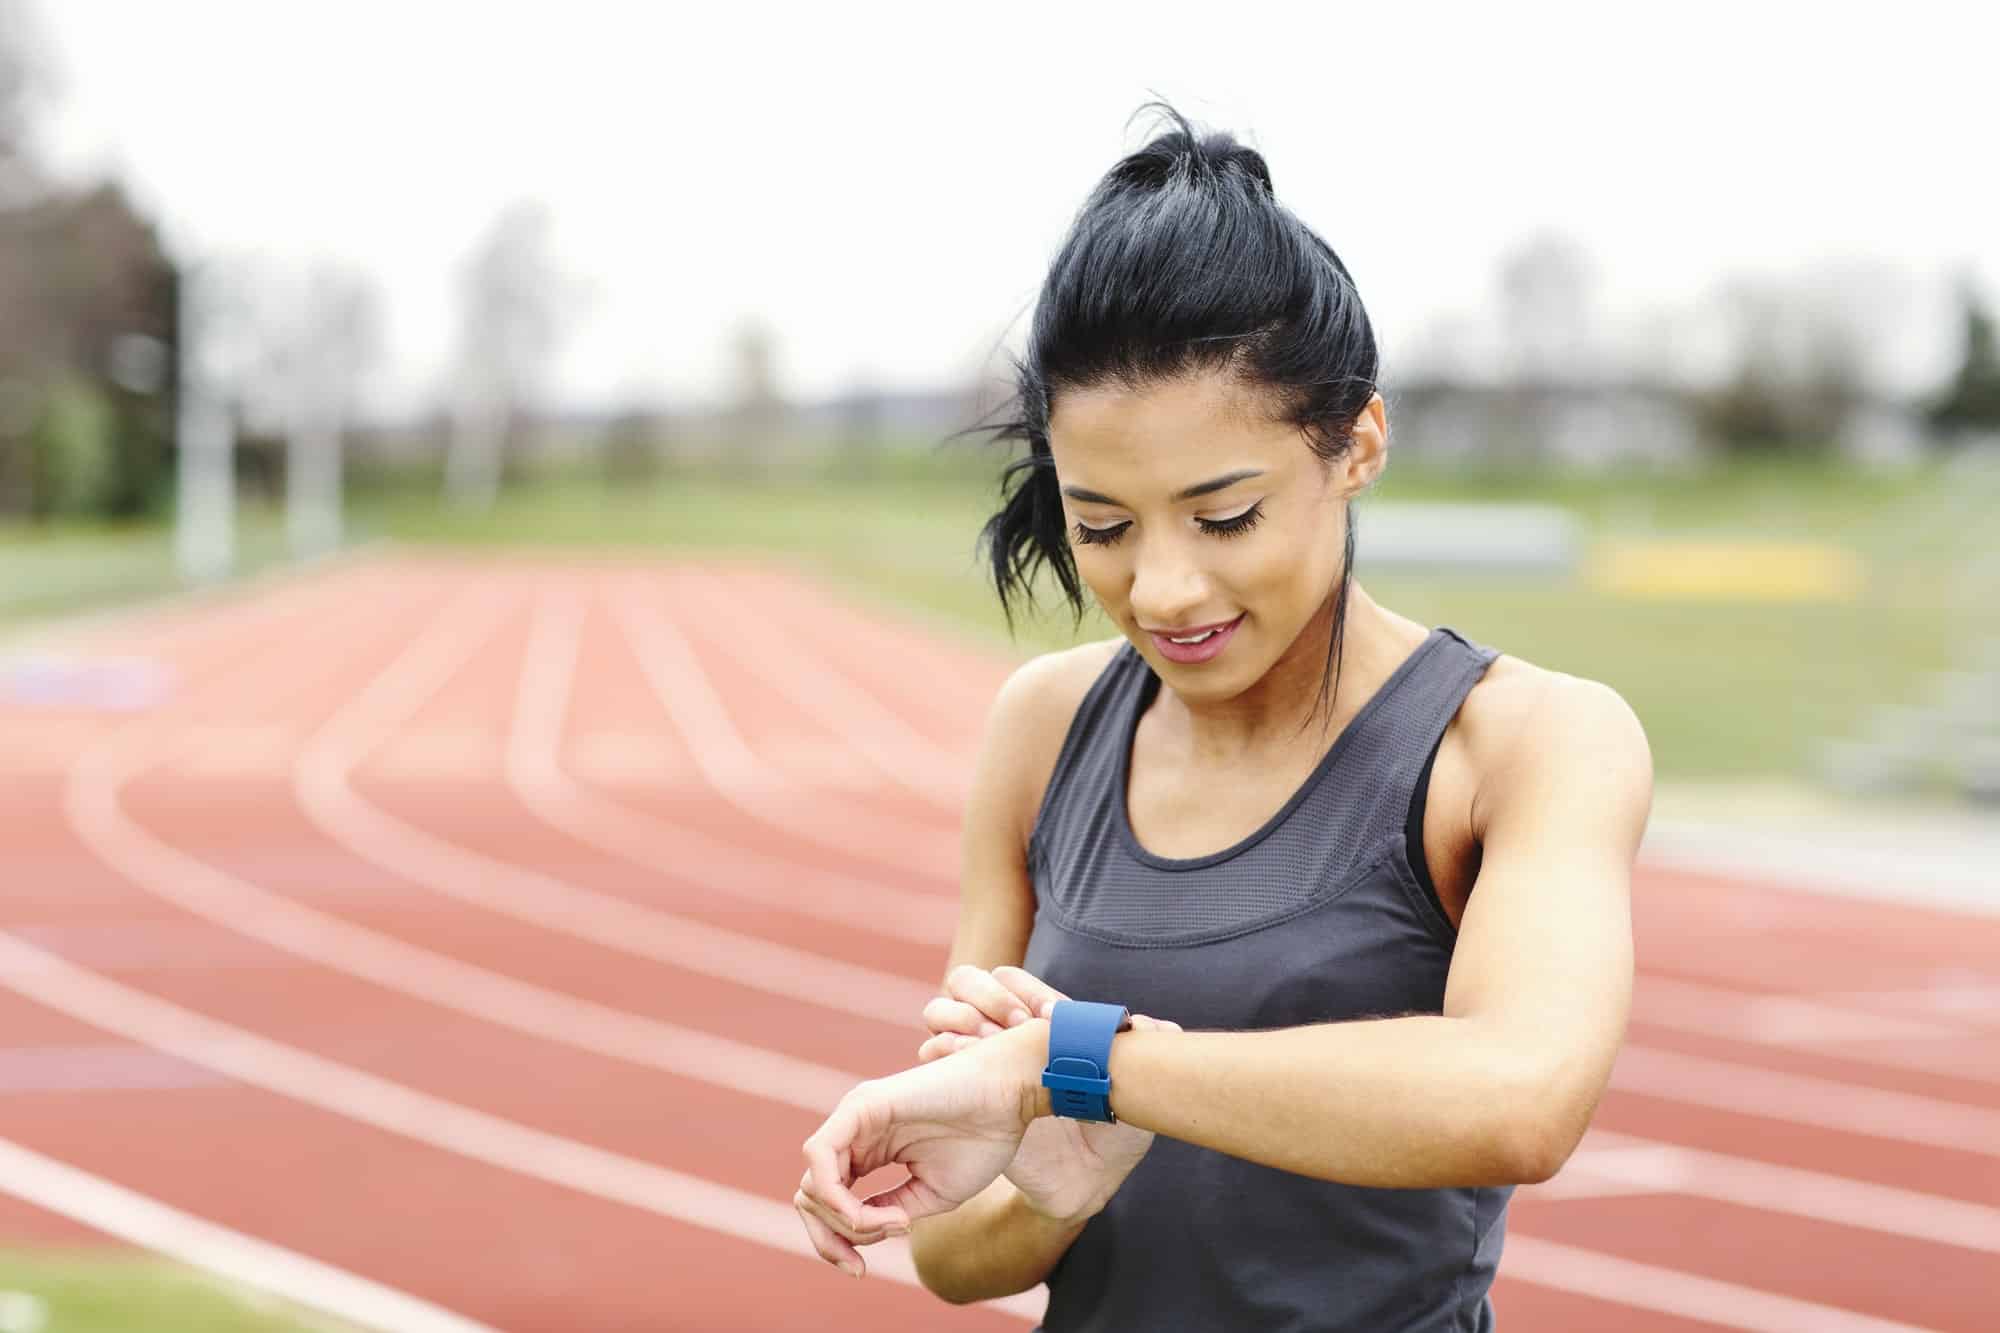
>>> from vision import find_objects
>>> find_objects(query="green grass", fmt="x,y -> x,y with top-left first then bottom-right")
0,512 -> 293,632
0,1251 -> 356,1332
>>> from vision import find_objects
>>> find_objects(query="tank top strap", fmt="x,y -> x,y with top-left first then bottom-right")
1304,626 -> 1502,859
1025,640 -> 1149,873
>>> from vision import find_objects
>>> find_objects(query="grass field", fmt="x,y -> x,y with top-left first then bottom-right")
0,1251 -> 358,1332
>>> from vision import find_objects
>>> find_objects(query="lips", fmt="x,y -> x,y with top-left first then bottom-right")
1146,616 -> 1239,641
1146,614 -> 1245,665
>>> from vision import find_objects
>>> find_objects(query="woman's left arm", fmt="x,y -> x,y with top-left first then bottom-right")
1091,674 -> 1653,1188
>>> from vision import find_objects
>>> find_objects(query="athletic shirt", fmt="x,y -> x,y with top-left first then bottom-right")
1021,626 -> 1509,1333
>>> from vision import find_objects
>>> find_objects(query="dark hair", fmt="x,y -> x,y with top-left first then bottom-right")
964,100 -> 1381,735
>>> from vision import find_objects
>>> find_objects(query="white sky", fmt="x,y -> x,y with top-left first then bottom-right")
26,0 -> 2000,420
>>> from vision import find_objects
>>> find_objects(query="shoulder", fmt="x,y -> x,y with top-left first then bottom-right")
975,637 -> 1128,846
1456,652 -> 1653,852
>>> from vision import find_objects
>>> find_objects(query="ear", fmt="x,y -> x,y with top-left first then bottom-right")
1342,393 -> 1389,496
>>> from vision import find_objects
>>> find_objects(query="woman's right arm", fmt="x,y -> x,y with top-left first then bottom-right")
909,645 -> 1110,1304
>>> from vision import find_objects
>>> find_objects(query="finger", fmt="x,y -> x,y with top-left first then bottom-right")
861,1169 -> 956,1227
801,1108 -> 868,1231
943,964 -> 1033,1028
917,1032 -> 974,1063
990,965 -> 1070,1021
797,1181 -> 900,1245
921,995 -> 1000,1039
795,1192 -> 864,1277
802,1096 -> 909,1233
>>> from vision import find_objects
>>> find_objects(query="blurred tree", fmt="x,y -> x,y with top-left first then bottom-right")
27,373 -> 114,516
1,6 -> 178,520
600,403 -> 672,486
0,183 -> 177,518
1928,273 -> 2000,440
1691,271 -> 1869,456
444,199 -> 566,509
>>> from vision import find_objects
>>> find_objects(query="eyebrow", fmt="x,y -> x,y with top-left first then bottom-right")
1060,468 -> 1266,508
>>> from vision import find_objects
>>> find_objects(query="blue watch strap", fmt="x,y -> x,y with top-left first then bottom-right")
1041,1000 -> 1130,1123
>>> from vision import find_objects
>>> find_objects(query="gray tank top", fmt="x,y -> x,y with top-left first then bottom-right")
1022,626 -> 1508,1333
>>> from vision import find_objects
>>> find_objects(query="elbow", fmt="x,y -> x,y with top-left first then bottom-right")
1500,1117 -> 1571,1185
1495,1063 -> 1594,1185
909,1222 -> 977,1306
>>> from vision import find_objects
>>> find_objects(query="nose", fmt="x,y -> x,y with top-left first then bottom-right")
1126,533 -> 1211,629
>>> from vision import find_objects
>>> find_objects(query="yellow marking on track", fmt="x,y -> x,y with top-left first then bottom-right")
1587,541 -> 1864,602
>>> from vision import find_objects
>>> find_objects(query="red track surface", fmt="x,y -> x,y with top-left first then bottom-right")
1,554 -> 1996,1331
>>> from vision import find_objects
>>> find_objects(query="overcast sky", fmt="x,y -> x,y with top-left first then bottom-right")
25,1 -> 2000,421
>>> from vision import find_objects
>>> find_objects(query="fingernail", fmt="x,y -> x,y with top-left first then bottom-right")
1011,1008 -> 1031,1026
979,1021 -> 1002,1037
845,1260 -> 863,1278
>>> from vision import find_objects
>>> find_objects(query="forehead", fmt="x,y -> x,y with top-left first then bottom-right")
1046,372 -> 1299,489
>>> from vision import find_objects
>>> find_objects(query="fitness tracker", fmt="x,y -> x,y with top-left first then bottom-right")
1041,1000 -> 1132,1122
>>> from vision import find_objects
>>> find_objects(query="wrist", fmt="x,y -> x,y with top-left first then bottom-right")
999,1016 -> 1054,1121
1011,1176 -> 1098,1230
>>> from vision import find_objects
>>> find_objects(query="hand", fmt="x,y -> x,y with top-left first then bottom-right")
795,1017 -> 1048,1279
919,965 -> 1179,1226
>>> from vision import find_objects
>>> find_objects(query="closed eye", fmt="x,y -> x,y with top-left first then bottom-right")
1070,501 -> 1265,547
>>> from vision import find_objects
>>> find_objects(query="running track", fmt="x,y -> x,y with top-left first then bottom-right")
1,552 -> 1995,1331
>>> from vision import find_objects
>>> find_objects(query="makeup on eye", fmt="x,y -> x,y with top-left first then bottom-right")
1071,500 -> 1266,546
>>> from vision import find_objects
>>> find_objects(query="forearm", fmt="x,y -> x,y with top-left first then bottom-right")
908,1175 -> 1088,1305
1070,1014 -> 1590,1188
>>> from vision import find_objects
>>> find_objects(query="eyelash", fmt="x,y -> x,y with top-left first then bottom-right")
1071,502 -> 1265,548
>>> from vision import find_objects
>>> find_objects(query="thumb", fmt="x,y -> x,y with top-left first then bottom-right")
859,1171 -> 958,1229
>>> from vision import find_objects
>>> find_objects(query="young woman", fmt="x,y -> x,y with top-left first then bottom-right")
792,103 -> 1652,1331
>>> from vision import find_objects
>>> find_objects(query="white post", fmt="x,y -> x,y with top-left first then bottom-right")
286,374 -> 342,561
174,261 -> 234,583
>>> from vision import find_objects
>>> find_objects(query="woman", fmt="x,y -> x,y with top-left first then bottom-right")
792,102 -> 1652,1331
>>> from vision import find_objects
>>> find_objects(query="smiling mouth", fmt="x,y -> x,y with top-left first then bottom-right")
1146,614 -> 1243,645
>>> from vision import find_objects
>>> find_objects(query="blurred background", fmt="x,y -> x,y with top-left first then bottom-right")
1,1 -> 1996,1329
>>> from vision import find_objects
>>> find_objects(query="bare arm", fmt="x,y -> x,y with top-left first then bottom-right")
908,647 -> 1111,1303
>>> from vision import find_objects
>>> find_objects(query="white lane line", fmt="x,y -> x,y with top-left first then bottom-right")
1547,1129 -> 2000,1255
288,589 -> 936,1026
1611,1046 -> 2000,1157
672,568 -> 972,809
64,608 -> 894,1115
0,932 -> 1046,1325
716,565 -> 1013,726
610,586 -> 962,879
504,589 -> 956,948
1502,1235 -> 1941,1333
0,1133 -> 496,1333
1631,975 -> 2000,1087
1806,981 -> 2000,1030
